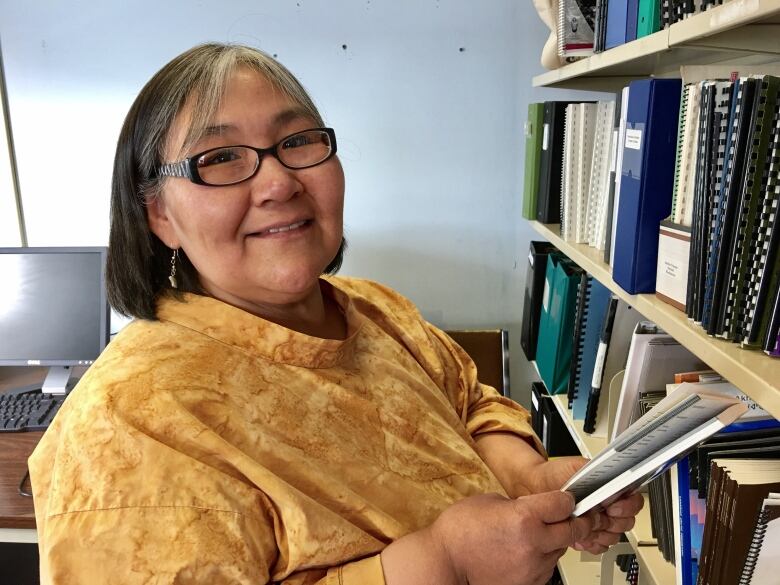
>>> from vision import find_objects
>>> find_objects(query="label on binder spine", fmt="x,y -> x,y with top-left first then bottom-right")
625,129 -> 642,150
591,342 -> 608,388
542,123 -> 550,150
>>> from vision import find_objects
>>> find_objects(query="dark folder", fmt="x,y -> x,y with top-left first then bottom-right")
520,241 -> 558,360
536,101 -> 574,224
612,78 -> 682,294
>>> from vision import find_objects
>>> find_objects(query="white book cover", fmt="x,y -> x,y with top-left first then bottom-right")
563,383 -> 748,517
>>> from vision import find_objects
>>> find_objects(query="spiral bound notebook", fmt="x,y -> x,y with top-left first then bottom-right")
700,80 -> 736,329
557,0 -> 597,58
739,493 -> 780,585
566,271 -> 592,409
707,77 -> 756,337
742,97 -> 780,348
587,100 -> 616,249
723,76 -> 780,341
571,279 -> 611,420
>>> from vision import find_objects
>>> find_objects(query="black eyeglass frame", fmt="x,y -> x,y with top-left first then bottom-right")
156,127 -> 337,187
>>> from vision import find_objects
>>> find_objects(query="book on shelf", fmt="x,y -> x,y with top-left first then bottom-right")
656,220 -> 692,312
569,278 -> 611,420
536,252 -> 583,394
537,101 -> 574,224
698,459 -> 780,585
636,0 -> 661,38
610,321 -> 706,441
612,77 -> 682,294
561,381 -> 749,517
739,492 -> 780,585
520,241 -> 558,361
604,0 -> 638,50
557,0 -> 597,59
522,103 -> 545,221
585,297 -> 643,438
530,381 -> 580,457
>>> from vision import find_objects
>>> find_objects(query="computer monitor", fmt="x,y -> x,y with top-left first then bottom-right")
0,247 -> 110,394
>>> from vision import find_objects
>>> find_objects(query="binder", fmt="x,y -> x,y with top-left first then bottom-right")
534,380 -> 580,457
636,0 -> 661,38
520,241 -> 558,360
741,85 -> 780,348
522,103 -> 545,221
588,100 -> 617,250
566,271 -> 592,409
604,0 -> 639,50
612,78 -> 682,294
707,78 -> 757,336
701,80 -> 738,330
571,279 -> 611,420
686,81 -> 719,323
606,88 -> 628,264
537,101 -> 574,224
722,76 -> 780,341
561,102 -> 598,243
584,299 -> 643,437
536,253 -> 582,395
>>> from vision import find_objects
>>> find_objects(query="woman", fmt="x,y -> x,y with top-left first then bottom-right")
29,43 -> 641,585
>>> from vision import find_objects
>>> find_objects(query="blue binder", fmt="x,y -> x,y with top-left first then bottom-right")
571,280 -> 612,420
612,78 -> 682,294
604,0 -> 639,50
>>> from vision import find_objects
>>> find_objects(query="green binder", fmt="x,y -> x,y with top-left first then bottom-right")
535,253 -> 582,395
636,0 -> 661,38
522,103 -> 545,220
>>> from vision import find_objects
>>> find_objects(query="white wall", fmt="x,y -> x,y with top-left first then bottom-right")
0,0 -> 606,406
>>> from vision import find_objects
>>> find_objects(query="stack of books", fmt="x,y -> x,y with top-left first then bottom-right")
674,74 -> 780,357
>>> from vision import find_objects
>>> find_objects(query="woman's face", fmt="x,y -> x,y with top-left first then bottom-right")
147,68 -> 345,308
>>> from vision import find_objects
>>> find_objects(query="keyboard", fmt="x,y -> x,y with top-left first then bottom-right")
0,389 -> 65,432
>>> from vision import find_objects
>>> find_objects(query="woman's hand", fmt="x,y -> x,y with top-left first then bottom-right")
528,456 -> 645,554
382,490 -> 595,585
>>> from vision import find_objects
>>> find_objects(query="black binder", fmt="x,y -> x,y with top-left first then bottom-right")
536,101 -> 574,224
520,241 -> 558,360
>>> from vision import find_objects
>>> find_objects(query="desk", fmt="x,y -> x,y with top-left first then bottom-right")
0,367 -> 48,543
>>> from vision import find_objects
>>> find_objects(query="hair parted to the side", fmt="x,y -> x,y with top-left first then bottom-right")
106,43 -> 346,320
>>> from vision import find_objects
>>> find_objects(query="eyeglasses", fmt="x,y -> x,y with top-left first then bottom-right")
157,127 -> 337,187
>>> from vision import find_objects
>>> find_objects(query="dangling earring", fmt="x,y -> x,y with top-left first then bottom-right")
169,248 -> 179,289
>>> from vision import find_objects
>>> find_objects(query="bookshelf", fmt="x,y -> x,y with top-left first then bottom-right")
526,4 -> 780,583
528,221 -> 780,421
532,0 -> 780,90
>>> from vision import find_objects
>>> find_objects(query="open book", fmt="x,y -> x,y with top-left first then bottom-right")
561,382 -> 748,516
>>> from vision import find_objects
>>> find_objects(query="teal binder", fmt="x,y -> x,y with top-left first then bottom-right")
636,0 -> 660,38
523,103 -> 545,220
535,253 -> 582,395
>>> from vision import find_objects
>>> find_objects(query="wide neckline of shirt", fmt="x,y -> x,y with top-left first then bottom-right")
154,278 -> 363,369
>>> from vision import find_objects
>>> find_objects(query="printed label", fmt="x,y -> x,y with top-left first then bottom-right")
528,251 -> 534,267
542,277 -> 551,313
542,123 -> 550,151
625,128 -> 643,150
591,342 -> 608,388
531,392 -> 539,411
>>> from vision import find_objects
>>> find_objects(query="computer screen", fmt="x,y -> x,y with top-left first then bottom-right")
0,247 -> 110,392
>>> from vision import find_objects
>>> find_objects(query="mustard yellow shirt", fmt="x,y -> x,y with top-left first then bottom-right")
30,277 -> 541,585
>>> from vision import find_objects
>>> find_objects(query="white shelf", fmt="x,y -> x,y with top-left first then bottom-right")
533,0 -> 780,90
528,221 -> 780,420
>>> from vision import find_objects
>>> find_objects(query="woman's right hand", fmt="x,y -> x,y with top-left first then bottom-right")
381,490 -> 594,585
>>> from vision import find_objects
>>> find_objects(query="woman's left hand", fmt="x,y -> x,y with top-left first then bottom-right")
526,457 -> 645,555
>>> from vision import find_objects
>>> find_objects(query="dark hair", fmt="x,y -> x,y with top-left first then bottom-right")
106,43 -> 345,320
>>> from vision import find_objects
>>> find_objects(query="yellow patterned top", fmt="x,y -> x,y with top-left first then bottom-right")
29,277 -> 541,585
